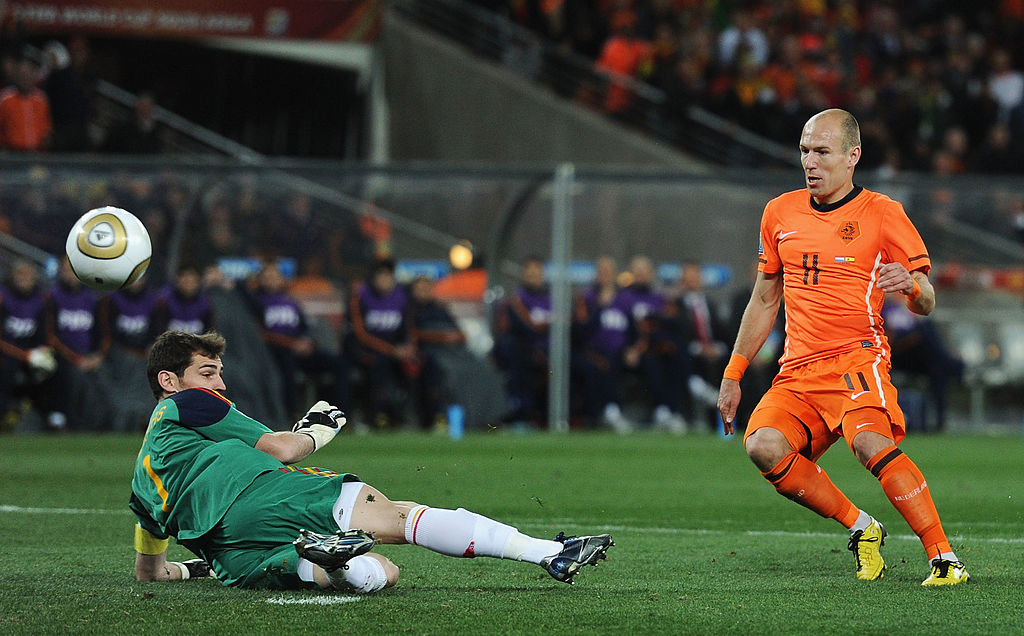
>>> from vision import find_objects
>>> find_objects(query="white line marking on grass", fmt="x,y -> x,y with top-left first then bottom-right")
0,504 -> 129,515
524,521 -> 1024,545
4,506 -> 1021,546
266,596 -> 363,605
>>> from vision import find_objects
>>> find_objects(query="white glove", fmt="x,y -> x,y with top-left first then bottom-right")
27,347 -> 56,375
292,401 -> 346,451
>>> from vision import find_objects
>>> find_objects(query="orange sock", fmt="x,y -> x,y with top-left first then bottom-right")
763,451 -> 860,528
867,447 -> 951,560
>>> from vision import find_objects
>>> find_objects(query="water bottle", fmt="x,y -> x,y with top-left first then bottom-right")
447,404 -> 465,440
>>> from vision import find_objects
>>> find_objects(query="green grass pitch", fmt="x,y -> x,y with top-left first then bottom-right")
1,431 -> 1022,634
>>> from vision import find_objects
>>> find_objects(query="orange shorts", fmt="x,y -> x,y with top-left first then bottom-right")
744,348 -> 906,460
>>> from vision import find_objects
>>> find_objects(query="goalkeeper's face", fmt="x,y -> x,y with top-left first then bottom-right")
160,353 -> 226,395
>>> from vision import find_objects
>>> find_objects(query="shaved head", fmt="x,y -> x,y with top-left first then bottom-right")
807,109 -> 861,153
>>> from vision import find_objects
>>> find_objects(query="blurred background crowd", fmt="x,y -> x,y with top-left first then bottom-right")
482,0 -> 1024,175
1,0 -> 1021,436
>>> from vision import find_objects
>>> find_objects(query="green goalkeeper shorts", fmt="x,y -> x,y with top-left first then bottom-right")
194,466 -> 361,589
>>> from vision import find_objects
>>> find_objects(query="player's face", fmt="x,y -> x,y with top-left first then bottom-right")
800,116 -> 859,205
176,354 -> 226,393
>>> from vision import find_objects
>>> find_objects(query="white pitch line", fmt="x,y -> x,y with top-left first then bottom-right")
0,504 -> 130,515
3,504 -> 1021,545
266,596 -> 363,605
522,521 -> 1024,545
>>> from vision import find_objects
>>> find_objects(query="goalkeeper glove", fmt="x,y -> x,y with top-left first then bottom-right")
292,400 -> 346,451
173,558 -> 215,580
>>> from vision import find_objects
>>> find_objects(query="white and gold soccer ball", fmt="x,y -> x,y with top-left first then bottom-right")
65,206 -> 152,291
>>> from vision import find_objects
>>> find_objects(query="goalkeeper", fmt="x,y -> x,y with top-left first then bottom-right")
131,330 -> 612,593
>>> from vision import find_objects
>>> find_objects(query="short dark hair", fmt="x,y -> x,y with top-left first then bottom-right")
370,258 -> 396,275
146,330 -> 226,398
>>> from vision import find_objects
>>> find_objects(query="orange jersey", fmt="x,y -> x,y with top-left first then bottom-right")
757,186 -> 930,370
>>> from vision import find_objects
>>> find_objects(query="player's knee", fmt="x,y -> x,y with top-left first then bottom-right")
744,428 -> 791,472
849,430 -> 894,467
338,553 -> 396,594
380,557 -> 400,587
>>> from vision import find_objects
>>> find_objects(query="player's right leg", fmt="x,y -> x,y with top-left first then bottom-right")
745,399 -> 884,580
347,484 -> 613,584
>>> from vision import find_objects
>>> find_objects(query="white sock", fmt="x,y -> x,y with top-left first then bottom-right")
849,510 -> 872,534
935,551 -> 959,564
404,505 -> 562,563
327,555 -> 388,593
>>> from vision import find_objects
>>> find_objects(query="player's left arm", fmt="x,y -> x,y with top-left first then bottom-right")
876,263 -> 935,316
255,400 -> 348,463
133,525 -> 213,582
879,203 -> 935,316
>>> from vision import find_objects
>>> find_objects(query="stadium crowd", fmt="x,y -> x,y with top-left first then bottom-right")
482,0 -> 1024,175
0,163 -> 783,435
0,33 -> 168,154
0,162 -> 978,437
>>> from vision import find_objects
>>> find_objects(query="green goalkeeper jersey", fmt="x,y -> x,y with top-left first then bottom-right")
130,388 -> 282,542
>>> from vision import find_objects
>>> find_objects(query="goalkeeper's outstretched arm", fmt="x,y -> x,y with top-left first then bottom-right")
134,524 -> 213,581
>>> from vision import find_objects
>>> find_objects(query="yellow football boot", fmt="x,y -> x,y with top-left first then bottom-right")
847,519 -> 887,580
922,559 -> 971,587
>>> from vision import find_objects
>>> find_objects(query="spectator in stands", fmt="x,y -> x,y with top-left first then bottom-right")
7,183 -> 66,254
408,275 -> 467,431
0,47 -> 52,152
154,264 -> 215,335
104,274 -> 160,431
717,7 -> 769,71
108,274 -> 159,357
674,262 -> 729,430
43,36 -> 96,152
968,123 -> 1022,174
595,10 -> 651,116
45,257 -> 111,430
0,260 -> 58,431
493,256 -> 551,426
621,255 -> 686,433
348,258 -> 415,429
245,260 -> 350,420
105,91 -> 165,154
987,48 -> 1024,130
572,256 -> 637,433
193,197 -> 244,271
266,191 -> 334,270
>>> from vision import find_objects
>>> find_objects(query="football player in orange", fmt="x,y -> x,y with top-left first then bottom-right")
717,108 -> 969,586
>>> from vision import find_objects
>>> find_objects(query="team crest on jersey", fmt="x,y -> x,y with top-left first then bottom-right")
836,220 -> 860,244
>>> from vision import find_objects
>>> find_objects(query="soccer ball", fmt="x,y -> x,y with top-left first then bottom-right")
65,206 -> 152,291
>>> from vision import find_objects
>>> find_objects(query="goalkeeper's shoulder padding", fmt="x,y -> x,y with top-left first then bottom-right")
169,388 -> 233,429
135,523 -> 170,555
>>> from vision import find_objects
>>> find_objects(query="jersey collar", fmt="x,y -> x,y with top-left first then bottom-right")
809,184 -> 863,212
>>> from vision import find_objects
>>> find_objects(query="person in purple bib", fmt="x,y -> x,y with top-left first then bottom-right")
620,255 -> 688,433
0,260 -> 59,430
44,257 -> 112,430
105,274 -> 161,432
493,256 -> 551,427
154,264 -> 215,336
245,261 -> 350,421
572,256 -> 639,433
348,259 -> 415,429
